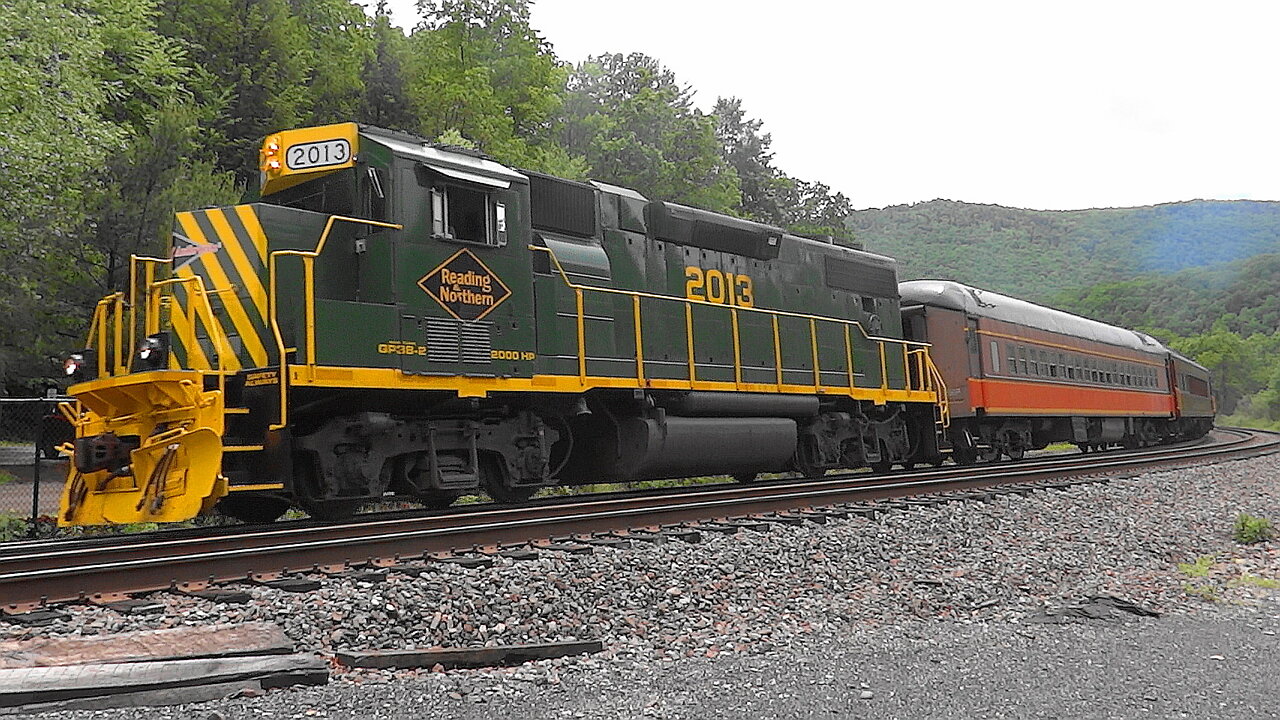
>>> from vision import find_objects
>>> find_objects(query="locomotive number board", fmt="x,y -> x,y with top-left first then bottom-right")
286,138 -> 352,170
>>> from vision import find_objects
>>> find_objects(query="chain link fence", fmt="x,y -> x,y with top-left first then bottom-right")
0,397 -> 73,539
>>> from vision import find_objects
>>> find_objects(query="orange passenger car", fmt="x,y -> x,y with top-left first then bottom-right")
900,280 -> 1213,463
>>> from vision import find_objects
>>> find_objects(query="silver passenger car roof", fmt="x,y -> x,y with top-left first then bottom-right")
899,279 -> 1166,355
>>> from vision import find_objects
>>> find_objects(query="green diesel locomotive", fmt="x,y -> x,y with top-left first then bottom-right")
59,122 -> 947,525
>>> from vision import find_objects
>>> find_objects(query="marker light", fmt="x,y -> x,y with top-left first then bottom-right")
259,136 -> 283,175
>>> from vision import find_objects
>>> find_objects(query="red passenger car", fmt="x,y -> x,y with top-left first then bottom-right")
899,280 -> 1214,463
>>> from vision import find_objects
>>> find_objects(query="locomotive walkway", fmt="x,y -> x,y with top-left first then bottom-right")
1,428 -> 1276,614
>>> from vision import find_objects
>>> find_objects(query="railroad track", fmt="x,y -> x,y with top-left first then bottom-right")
2,427 -> 1276,613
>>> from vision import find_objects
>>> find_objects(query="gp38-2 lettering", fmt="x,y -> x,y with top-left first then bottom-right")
378,341 -> 427,355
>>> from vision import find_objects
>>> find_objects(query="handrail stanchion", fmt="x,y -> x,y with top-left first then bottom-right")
112,295 -> 124,375
731,308 -> 742,387
772,315 -> 782,390
304,257 -> 316,367
685,303 -> 696,384
844,324 -> 855,392
632,294 -> 644,383
879,343 -> 889,392
809,319 -> 820,390
576,288 -> 586,382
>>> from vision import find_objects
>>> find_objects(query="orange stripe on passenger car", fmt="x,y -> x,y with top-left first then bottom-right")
969,378 -> 1175,416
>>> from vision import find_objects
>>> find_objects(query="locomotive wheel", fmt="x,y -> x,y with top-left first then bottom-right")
481,455 -> 538,504
951,446 -> 978,465
421,491 -> 462,510
1006,445 -> 1025,461
302,499 -> 362,521
733,473 -> 759,483
484,483 -> 537,503
978,446 -> 1002,463
216,495 -> 289,524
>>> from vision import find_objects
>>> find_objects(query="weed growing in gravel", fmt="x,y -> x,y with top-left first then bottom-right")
0,513 -> 27,541
1177,555 -> 1216,577
1233,513 -> 1275,544
1183,583 -> 1220,602
1229,574 -> 1280,590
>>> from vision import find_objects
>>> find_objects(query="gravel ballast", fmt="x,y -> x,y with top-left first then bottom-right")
7,452 -> 1280,718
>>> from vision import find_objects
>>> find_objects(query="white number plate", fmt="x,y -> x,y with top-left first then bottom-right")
286,139 -> 352,170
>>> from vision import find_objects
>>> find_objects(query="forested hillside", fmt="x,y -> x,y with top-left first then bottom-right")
1052,253 -> 1280,338
0,0 -> 849,392
850,199 -> 1280,301
850,198 -> 1280,424
1051,255 -> 1280,425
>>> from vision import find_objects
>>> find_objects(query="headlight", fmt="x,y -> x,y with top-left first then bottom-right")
137,333 -> 169,370
63,350 -> 97,381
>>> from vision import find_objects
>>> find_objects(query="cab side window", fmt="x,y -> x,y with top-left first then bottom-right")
418,167 -> 508,247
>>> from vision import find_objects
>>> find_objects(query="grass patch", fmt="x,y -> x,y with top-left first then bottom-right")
1217,413 -> 1280,432
0,513 -> 27,541
1229,574 -> 1280,590
1178,555 -> 1217,577
537,474 -> 737,497
1233,514 -> 1275,544
0,470 -> 17,486
1183,583 -> 1220,602
1042,442 -> 1077,452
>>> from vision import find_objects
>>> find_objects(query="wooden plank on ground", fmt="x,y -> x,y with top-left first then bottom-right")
335,640 -> 604,669
0,654 -> 327,707
0,623 -> 292,669
0,679 -> 262,715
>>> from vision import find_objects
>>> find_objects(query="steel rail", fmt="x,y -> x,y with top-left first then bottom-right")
2,428 -> 1276,610
0,429 -> 1260,572
0,430 -> 1246,559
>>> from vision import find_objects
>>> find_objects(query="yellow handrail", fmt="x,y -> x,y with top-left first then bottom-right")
530,244 -> 942,403
147,275 -> 231,395
127,255 -> 170,368
268,215 -> 403,430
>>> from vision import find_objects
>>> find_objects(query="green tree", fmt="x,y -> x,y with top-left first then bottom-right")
713,97 -> 792,225
407,0 -> 582,175
0,0 -> 126,386
0,0 -> 239,390
288,0 -> 374,125
782,179 -> 855,241
156,0 -> 339,182
360,3 -> 417,131
1166,322 -> 1269,414
562,53 -> 738,211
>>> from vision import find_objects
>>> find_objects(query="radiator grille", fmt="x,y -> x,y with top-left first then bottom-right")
425,318 -> 491,364
460,322 -> 492,364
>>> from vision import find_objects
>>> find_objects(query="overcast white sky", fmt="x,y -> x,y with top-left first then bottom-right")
374,0 -> 1280,211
